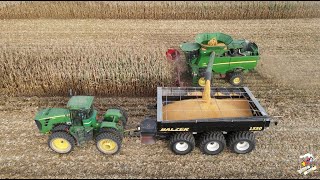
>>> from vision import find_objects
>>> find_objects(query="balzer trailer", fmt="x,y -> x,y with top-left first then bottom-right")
139,52 -> 278,155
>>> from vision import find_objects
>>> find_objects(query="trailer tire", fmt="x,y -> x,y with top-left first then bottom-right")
228,131 -> 255,154
169,132 -> 195,155
228,72 -> 243,86
199,132 -> 226,155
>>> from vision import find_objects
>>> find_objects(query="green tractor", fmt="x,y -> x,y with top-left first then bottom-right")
170,32 -> 260,87
34,96 -> 128,155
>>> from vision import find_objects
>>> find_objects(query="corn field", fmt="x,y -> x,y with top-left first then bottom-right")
0,1 -> 319,20
0,45 -> 174,97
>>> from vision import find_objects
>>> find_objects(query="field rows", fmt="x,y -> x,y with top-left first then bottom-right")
0,18 -> 319,97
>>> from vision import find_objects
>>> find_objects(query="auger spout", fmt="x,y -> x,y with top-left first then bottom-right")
202,52 -> 215,103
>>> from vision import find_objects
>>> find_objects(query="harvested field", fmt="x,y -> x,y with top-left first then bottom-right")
0,73 -> 319,178
0,4 -> 320,179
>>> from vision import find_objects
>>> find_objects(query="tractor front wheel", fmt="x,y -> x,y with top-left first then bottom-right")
52,124 -> 70,132
96,132 -> 121,155
48,131 -> 75,154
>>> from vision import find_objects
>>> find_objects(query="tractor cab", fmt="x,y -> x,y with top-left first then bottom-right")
67,96 -> 96,127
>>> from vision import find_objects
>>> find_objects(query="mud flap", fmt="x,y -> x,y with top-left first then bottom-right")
140,135 -> 156,145
140,118 -> 157,145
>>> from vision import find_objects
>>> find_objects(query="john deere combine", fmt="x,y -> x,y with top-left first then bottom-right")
178,32 -> 259,86
34,96 -> 127,155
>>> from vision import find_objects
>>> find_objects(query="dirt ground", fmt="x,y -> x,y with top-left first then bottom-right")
0,72 -> 319,179
0,18 -> 320,179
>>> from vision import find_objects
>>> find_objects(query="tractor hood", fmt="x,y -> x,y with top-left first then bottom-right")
35,108 -> 70,120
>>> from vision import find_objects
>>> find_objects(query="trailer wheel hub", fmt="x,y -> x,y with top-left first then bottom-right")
236,141 -> 250,151
175,142 -> 189,152
206,142 -> 220,152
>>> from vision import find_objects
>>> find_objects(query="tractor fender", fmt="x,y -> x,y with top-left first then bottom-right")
100,121 -> 121,131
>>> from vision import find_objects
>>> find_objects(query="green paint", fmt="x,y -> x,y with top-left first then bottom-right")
34,96 -> 125,146
180,32 -> 260,86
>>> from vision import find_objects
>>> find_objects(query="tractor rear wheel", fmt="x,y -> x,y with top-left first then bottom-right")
169,132 -> 195,155
199,132 -> 226,155
227,131 -> 256,154
48,131 -> 75,154
96,132 -> 121,155
99,128 -> 123,140
228,72 -> 243,86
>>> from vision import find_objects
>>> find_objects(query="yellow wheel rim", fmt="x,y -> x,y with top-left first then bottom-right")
233,77 -> 241,85
51,138 -> 71,153
98,139 -> 118,154
198,77 -> 206,87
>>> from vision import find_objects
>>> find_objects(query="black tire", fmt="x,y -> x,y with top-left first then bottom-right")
99,128 -> 123,141
96,132 -> 122,155
169,132 -> 195,155
199,132 -> 226,155
48,131 -> 75,154
52,124 -> 70,132
227,131 -> 256,154
108,106 -> 128,128
228,72 -> 243,86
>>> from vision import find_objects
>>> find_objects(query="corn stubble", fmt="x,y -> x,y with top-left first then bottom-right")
0,45 -> 174,97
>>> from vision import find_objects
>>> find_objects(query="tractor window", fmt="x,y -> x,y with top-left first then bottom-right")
70,110 -> 86,126
88,105 -> 94,118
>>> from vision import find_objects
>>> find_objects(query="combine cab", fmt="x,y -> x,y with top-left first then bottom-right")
178,32 -> 259,86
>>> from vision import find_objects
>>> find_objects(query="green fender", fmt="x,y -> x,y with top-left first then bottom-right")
100,121 -> 123,132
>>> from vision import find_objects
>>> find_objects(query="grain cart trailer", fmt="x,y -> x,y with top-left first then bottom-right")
139,52 -> 277,155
